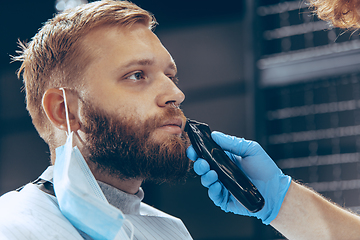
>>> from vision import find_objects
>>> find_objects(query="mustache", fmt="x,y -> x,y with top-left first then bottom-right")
145,107 -> 186,130
153,108 -> 186,129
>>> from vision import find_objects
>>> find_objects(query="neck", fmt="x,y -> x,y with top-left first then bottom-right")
86,160 -> 142,195
94,172 -> 143,195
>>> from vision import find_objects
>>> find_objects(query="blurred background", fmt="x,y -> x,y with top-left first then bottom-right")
2,0 -> 360,239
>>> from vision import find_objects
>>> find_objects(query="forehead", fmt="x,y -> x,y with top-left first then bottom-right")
81,23 -> 173,64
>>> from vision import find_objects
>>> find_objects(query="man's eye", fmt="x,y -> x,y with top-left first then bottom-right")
169,76 -> 179,84
127,71 -> 145,81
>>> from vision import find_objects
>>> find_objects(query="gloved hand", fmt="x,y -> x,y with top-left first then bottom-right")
186,131 -> 291,225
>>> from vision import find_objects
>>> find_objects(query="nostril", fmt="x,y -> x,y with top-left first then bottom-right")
166,101 -> 180,109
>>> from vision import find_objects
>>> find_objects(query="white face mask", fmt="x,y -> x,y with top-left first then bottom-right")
53,88 -> 134,240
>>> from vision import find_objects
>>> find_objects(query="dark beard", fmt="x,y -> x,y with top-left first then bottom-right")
80,101 -> 191,184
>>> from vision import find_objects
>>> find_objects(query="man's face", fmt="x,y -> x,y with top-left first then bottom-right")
81,23 -> 186,143
78,23 -> 190,182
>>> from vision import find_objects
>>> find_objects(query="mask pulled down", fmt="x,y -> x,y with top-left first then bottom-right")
53,88 -> 134,240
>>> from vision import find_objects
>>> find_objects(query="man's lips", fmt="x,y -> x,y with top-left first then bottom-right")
158,118 -> 184,135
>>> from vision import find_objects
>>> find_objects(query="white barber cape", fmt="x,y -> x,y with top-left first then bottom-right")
0,166 -> 193,240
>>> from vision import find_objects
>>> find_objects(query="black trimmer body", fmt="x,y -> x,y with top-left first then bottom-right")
185,119 -> 265,213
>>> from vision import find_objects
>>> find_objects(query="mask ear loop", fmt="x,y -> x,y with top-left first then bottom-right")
59,88 -> 71,135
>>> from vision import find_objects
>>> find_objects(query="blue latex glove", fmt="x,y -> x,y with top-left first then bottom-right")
186,131 -> 291,225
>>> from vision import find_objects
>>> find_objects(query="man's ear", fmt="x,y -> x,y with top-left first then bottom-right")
42,88 -> 81,132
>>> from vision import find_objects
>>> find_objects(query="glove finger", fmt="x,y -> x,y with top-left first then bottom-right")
211,131 -> 258,157
193,159 -> 210,175
186,145 -> 198,161
200,170 -> 218,188
208,181 -> 227,207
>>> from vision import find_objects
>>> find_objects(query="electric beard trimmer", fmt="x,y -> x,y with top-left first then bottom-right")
185,119 -> 265,212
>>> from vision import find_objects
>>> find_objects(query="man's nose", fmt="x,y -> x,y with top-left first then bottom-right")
155,75 -> 185,108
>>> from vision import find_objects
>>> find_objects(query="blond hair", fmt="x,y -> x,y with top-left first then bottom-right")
13,0 -> 156,145
310,0 -> 360,29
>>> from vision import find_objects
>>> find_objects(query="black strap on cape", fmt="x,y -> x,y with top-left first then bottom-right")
16,178 -> 55,197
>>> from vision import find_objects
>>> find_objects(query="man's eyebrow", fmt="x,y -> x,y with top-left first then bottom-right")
125,59 -> 155,68
122,58 -> 177,73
